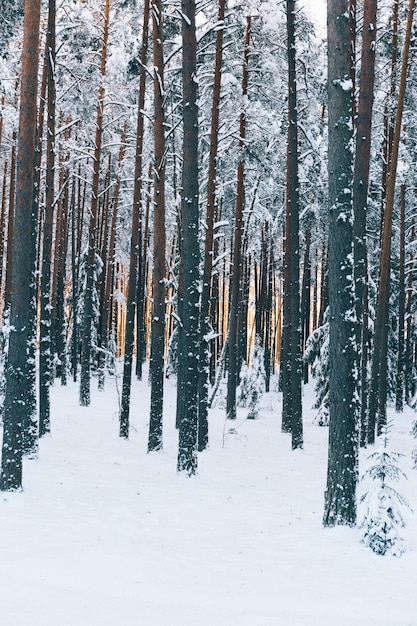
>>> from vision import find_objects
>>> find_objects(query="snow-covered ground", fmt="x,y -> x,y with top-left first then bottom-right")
0,368 -> 416,625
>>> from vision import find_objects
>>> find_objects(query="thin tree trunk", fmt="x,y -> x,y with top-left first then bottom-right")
352,0 -> 378,444
120,0 -> 150,438
39,0 -> 56,436
197,0 -> 225,450
282,0 -> 303,449
148,0 -> 166,451
79,0 -> 110,406
395,184 -> 406,411
226,16 -> 251,421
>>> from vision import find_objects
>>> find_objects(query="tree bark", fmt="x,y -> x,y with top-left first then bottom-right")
79,0 -> 110,406
323,0 -> 357,527
0,0 -> 41,490
39,0 -> 56,436
368,0 -> 415,442
120,0 -> 150,438
148,0 -> 166,452
226,16 -> 251,421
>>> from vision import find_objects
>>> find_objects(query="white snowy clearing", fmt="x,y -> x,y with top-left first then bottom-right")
0,367 -> 416,626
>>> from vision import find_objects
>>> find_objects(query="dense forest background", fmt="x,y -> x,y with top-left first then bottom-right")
0,0 -> 417,540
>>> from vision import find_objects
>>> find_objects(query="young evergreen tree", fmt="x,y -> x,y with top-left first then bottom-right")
359,424 -> 411,556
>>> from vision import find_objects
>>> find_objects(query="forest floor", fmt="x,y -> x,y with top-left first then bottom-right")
0,366 -> 416,625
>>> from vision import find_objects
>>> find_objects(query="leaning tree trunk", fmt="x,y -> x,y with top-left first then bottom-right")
0,0 -> 41,491
148,0 -> 166,452
368,0 -> 415,442
226,16 -> 251,421
79,0 -> 110,407
323,0 -> 358,527
120,0 -> 150,438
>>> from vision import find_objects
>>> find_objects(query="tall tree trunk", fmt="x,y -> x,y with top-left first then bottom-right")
197,0 -> 225,450
148,0 -> 166,452
120,0 -> 150,438
39,0 -> 56,436
368,0 -> 415,442
177,0 -> 200,474
79,0 -> 110,406
282,0 -> 303,449
226,16 -> 251,421
323,0 -> 357,527
0,0 -> 41,491
136,161 -> 152,379
352,0 -> 377,444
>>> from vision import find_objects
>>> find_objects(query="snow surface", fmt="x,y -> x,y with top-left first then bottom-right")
0,368 -> 416,625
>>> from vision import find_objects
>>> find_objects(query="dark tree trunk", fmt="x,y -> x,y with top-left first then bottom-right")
120,0 -> 149,438
226,16 -> 251,421
197,0 -> 225,450
301,225 -> 311,384
4,131 -> 17,313
148,0 -> 166,452
395,184 -> 406,412
323,0 -> 357,527
136,162 -> 152,379
79,0 -> 110,406
39,0 -> 56,436
176,0 -> 199,475
0,0 -> 41,491
352,0 -> 377,445
282,0 -> 302,449
405,221 -> 414,405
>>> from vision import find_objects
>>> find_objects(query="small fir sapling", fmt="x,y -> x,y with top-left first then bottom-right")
359,424 -> 411,556
237,336 -> 266,419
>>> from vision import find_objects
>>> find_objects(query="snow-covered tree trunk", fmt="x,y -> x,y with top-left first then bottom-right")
0,0 -> 41,490
177,0 -> 200,475
39,0 -> 56,436
323,0 -> 358,527
120,0 -> 150,438
148,0 -> 166,452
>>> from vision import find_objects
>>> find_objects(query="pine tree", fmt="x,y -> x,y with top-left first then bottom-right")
359,425 -> 411,556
